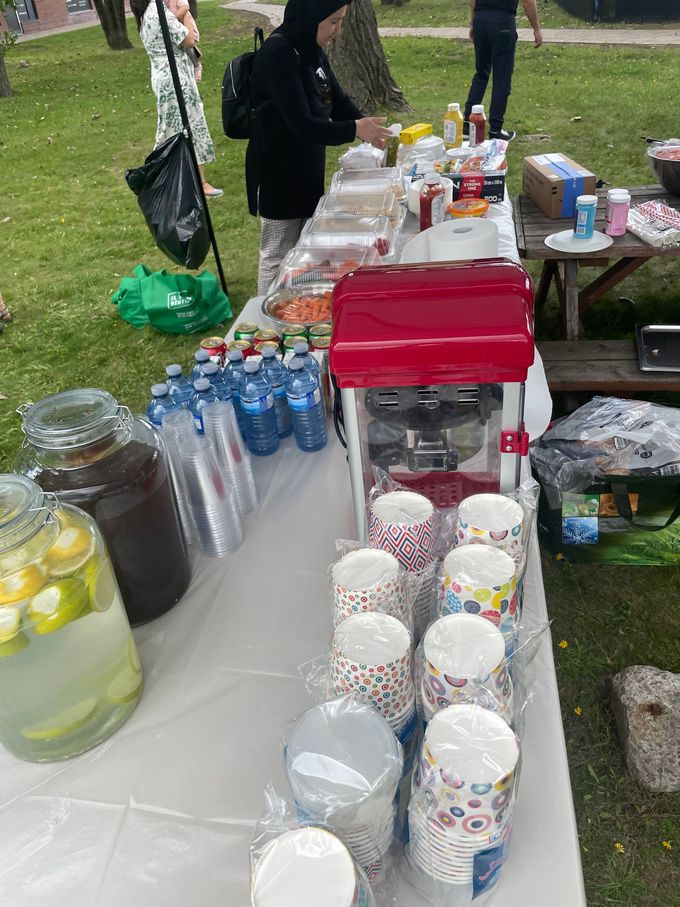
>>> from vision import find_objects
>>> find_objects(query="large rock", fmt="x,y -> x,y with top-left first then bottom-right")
611,665 -> 680,793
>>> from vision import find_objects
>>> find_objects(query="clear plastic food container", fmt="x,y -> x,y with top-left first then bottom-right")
275,245 -> 381,288
314,190 -> 406,231
329,167 -> 406,202
299,214 -> 397,260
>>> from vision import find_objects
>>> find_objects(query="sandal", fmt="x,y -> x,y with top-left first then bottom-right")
0,291 -> 11,323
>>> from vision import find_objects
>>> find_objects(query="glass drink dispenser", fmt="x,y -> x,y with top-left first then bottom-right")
329,260 -> 535,536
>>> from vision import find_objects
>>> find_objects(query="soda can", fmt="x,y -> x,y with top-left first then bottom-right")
200,336 -> 227,366
254,329 -> 281,348
309,324 -> 332,341
309,335 -> 331,352
281,323 -> 308,344
227,339 -> 253,357
234,322 -> 258,342
254,340 -> 280,356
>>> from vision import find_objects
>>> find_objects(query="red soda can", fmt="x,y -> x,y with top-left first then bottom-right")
200,336 -> 227,366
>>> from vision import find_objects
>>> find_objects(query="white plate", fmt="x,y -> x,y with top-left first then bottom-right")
544,229 -> 614,254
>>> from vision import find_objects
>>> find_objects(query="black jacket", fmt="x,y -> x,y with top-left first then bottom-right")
246,0 -> 363,220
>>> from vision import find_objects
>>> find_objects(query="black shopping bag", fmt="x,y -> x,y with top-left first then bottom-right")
126,133 -> 210,270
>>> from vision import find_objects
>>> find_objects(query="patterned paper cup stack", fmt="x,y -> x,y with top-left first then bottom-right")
251,826 -> 376,907
284,699 -> 402,883
421,613 -> 512,722
332,612 -> 416,739
454,493 -> 524,563
440,545 -> 518,647
331,548 -> 409,629
369,491 -> 437,635
406,704 -> 520,898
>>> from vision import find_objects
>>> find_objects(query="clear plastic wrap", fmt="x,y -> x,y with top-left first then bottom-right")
338,143 -> 386,170
330,544 -> 412,630
531,396 -> 680,501
251,784 -> 377,906
299,214 -> 398,261
282,696 -> 403,886
330,167 -> 406,202
314,190 -> 406,231
404,704 -> 521,906
275,245 -> 381,289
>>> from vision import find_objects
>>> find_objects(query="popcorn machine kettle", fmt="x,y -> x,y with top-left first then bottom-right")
329,260 -> 535,536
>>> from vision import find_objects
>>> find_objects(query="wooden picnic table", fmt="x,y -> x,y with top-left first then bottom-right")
513,185 -> 680,340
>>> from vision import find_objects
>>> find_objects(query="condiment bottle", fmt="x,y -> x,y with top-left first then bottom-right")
604,189 -> 631,237
573,194 -> 598,240
443,103 -> 464,150
420,173 -> 446,231
469,104 -> 486,147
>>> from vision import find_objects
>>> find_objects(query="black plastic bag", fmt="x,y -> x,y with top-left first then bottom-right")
126,133 -> 210,270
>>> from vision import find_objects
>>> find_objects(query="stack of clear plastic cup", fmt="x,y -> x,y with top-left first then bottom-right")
284,698 -> 402,883
420,613 -> 513,723
160,408 -> 198,545
178,433 -> 244,557
331,611 -> 416,740
406,704 -> 520,903
201,401 -> 258,515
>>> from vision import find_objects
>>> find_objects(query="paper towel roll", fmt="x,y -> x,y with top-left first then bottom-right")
426,219 -> 499,261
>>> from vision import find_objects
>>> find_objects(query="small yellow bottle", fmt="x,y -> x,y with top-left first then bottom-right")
443,103 -> 464,150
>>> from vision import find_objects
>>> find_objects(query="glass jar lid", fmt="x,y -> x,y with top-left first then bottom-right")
18,389 -> 124,451
0,474 -> 48,554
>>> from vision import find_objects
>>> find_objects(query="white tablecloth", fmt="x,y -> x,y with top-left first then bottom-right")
0,198 -> 584,907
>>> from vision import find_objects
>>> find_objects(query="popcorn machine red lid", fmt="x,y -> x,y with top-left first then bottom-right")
330,259 -> 535,388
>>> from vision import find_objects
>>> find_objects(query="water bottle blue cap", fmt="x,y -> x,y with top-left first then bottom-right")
293,341 -> 309,354
195,349 -> 210,362
151,383 -> 169,397
193,377 -> 210,391
166,364 -> 182,377
289,357 -> 304,371
261,346 -> 276,358
227,349 -> 244,362
243,359 -> 260,373
203,361 -> 219,375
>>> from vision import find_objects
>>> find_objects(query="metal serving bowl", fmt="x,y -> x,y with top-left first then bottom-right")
261,282 -> 334,332
648,143 -> 680,197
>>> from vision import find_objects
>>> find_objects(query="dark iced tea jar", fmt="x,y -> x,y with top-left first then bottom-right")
14,389 -> 191,626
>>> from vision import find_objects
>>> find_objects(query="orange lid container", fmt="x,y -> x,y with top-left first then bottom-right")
447,198 -> 490,218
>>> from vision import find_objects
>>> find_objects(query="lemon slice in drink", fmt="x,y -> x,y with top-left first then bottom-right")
20,698 -> 98,740
84,558 -> 117,613
0,564 -> 46,606
0,606 -> 21,644
45,526 -> 95,578
127,638 -> 142,674
0,631 -> 29,658
106,667 -> 143,704
28,578 -> 89,635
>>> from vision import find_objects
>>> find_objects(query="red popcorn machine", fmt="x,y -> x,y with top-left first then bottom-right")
329,260 -> 535,536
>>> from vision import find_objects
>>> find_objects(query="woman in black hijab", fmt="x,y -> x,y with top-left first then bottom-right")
246,0 -> 391,293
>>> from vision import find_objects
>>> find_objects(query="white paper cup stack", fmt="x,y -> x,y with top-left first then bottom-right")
331,549 -> 409,628
407,704 -> 519,894
455,493 -> 524,562
440,545 -> 518,645
421,614 -> 513,722
201,401 -> 258,515
284,699 -> 402,882
251,826 -> 376,907
369,491 -> 435,573
332,612 -> 415,737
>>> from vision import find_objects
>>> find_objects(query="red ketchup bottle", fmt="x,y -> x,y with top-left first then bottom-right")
469,104 -> 486,146
420,173 -> 446,231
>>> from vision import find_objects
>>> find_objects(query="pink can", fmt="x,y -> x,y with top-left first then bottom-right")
605,188 -> 631,237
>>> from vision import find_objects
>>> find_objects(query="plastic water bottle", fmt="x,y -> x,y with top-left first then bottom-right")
190,348 -> 211,382
147,383 -> 178,427
190,377 -> 219,433
285,357 -> 327,453
260,346 -> 293,438
238,360 -> 279,456
223,348 -> 249,440
165,363 -> 194,407
202,361 -> 233,402
293,341 -> 321,378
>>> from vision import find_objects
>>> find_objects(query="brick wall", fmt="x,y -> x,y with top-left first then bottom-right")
20,0 -> 98,34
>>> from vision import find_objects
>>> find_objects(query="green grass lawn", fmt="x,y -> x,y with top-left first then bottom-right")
1,7 -> 680,904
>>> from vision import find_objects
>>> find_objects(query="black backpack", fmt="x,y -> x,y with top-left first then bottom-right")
221,26 -> 266,140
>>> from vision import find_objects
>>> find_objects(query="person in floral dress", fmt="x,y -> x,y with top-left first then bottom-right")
130,0 -> 222,197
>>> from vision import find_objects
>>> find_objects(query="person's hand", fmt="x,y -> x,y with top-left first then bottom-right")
533,27 -> 543,47
355,117 -> 392,150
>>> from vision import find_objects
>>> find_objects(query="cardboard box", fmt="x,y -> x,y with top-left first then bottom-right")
523,153 -> 596,219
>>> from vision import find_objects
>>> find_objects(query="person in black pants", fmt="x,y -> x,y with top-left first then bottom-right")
246,0 -> 391,294
463,0 -> 543,142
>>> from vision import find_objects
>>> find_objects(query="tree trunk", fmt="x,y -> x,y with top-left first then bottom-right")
0,53 -> 11,98
92,0 -> 133,50
327,0 -> 410,115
